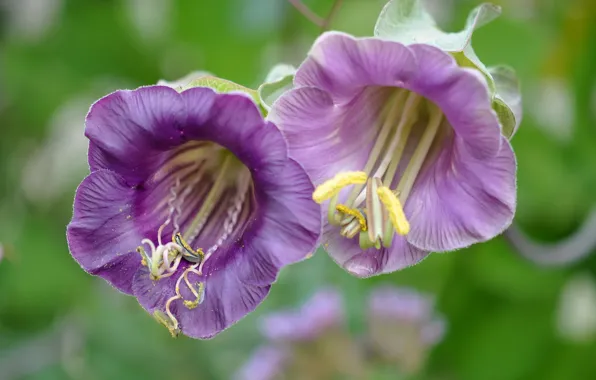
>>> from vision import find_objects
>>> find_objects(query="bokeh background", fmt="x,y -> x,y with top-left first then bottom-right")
1,0 -> 596,379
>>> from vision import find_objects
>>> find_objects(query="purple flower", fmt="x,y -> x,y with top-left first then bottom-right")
367,286 -> 446,372
259,288 -> 344,342
66,85 -> 321,339
233,345 -> 288,380
269,32 -> 517,277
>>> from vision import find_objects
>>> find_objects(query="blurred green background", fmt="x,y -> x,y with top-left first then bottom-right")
1,0 -> 596,379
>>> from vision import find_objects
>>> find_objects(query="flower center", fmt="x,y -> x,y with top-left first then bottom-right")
312,89 -> 444,249
134,142 -> 254,336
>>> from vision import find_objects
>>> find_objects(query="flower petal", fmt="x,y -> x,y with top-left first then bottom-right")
406,136 -> 517,252
250,158 -> 322,274
86,86 -> 191,183
66,169 -> 143,294
182,89 -> 287,172
132,242 -> 273,339
408,44 -> 502,159
295,32 -> 416,101
269,86 -> 385,185
323,230 -> 428,278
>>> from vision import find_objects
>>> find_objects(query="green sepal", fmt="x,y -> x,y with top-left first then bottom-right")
257,64 -> 296,112
489,65 -> 522,139
184,76 -> 265,114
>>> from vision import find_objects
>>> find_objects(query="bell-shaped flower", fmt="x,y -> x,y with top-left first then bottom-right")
67,81 -> 321,339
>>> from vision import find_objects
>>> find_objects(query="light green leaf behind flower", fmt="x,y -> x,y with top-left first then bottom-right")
489,65 -> 523,137
257,63 -> 297,112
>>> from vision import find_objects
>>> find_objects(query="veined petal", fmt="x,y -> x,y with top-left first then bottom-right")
405,137 -> 516,252
86,86 -> 191,184
251,159 -> 321,273
66,169 -> 143,294
324,230 -> 428,278
269,85 -> 388,186
408,44 -> 501,159
295,32 -> 416,101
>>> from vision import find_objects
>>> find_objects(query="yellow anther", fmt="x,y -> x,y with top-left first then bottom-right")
376,186 -> 410,236
336,204 -> 367,232
312,172 -> 367,203
183,299 -> 199,310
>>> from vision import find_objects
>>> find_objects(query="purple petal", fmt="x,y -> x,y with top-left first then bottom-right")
268,85 -> 386,186
132,242 -> 272,339
86,86 -> 191,184
406,137 -> 516,252
295,31 -> 416,102
250,158 -> 322,270
182,89 -> 288,172
66,169 -> 143,294
324,230 -> 428,278
407,44 -> 501,159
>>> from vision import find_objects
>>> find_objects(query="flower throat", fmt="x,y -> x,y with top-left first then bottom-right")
136,144 -> 253,336
312,89 -> 444,250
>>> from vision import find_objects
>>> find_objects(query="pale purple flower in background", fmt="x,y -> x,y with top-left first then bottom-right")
269,32 -> 517,278
367,285 -> 446,373
66,84 -> 320,339
233,345 -> 288,380
260,288 -> 345,342
251,288 -> 365,379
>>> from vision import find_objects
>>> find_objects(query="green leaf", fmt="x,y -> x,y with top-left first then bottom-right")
257,63 -> 296,112
489,65 -> 523,138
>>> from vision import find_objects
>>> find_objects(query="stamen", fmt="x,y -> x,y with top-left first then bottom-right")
372,92 -> 422,180
183,275 -> 205,310
185,154 -> 233,242
365,178 -> 384,248
346,89 -> 406,206
327,194 -> 341,225
312,171 -> 367,203
336,204 -> 367,232
353,92 -> 422,208
377,186 -> 410,236
153,310 -> 180,338
396,101 -> 443,202
340,218 -> 363,239
173,233 -> 205,263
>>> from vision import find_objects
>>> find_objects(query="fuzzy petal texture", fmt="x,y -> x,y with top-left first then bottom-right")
406,137 -> 516,251
66,169 -> 142,294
